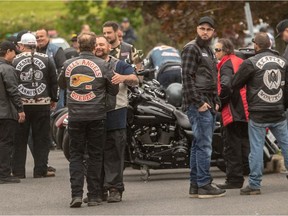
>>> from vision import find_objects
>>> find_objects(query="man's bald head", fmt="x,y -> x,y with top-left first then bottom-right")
78,32 -> 96,52
253,32 -> 271,51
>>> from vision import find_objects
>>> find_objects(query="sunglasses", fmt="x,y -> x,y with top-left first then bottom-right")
214,48 -> 222,53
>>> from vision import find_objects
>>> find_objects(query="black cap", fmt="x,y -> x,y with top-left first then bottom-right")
0,41 -> 18,53
71,33 -> 78,42
198,16 -> 215,28
16,30 -> 28,43
276,19 -> 288,39
122,17 -> 129,23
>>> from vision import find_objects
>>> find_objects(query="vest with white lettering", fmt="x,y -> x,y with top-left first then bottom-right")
248,50 -> 287,112
13,51 -> 56,105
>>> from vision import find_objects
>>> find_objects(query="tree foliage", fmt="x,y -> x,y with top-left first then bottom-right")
114,1 -> 288,49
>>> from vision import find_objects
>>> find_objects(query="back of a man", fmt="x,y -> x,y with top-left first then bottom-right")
146,45 -> 182,88
12,33 -> 58,179
58,32 -> 119,208
232,32 -> 288,195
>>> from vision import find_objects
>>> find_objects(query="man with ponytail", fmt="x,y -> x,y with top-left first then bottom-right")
214,38 -> 250,189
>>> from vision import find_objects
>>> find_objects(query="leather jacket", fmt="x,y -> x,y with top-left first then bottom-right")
58,51 -> 119,121
0,58 -> 23,120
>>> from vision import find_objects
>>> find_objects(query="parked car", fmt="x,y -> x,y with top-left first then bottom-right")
50,37 -> 70,49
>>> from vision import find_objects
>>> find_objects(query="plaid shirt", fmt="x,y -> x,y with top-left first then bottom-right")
181,40 -> 219,111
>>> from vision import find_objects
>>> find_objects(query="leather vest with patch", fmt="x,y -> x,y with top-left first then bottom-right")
248,51 -> 287,112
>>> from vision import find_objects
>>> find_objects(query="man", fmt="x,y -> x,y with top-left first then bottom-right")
181,16 -> 225,198
214,38 -> 250,189
275,19 -> 288,60
58,32 -> 119,207
36,28 -> 66,110
12,33 -> 58,179
232,32 -> 288,195
121,18 -> 137,45
145,44 -> 182,88
0,41 -> 25,184
102,21 -> 142,67
95,36 -> 138,202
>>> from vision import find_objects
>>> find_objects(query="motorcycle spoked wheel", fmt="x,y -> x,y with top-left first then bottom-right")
62,128 -> 70,161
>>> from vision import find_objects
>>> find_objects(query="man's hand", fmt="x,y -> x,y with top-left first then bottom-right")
50,101 -> 56,110
18,112 -> 25,123
198,103 -> 211,112
111,73 -> 125,85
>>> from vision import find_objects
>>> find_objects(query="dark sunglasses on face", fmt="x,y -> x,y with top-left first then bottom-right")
214,48 -> 222,52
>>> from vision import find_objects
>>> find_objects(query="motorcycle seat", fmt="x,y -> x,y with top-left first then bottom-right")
173,109 -> 191,129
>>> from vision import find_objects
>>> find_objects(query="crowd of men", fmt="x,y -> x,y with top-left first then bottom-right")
1,16 -> 288,208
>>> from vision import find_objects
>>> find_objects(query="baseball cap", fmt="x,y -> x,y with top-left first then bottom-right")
198,16 -> 215,28
0,41 -> 18,53
122,17 -> 129,23
18,33 -> 37,46
275,19 -> 288,39
71,34 -> 78,42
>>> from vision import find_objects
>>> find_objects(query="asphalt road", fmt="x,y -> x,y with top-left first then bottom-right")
1,150 -> 288,215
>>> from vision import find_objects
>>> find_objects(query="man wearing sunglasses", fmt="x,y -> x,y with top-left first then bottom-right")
232,32 -> 288,195
182,16 -> 225,199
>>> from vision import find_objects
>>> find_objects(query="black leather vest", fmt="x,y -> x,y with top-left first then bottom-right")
13,52 -> 53,105
248,50 -> 287,112
63,52 -> 114,121
184,40 -> 218,94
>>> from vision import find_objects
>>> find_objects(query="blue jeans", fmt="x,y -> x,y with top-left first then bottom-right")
187,105 -> 216,187
248,119 -> 288,189
56,89 -> 65,111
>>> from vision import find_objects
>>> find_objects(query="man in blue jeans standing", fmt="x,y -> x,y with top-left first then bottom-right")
181,16 -> 226,198
232,32 -> 288,195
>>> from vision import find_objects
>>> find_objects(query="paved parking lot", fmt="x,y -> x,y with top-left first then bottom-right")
0,150 -> 288,215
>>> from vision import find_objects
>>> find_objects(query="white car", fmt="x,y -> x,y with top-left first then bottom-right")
50,37 -> 70,50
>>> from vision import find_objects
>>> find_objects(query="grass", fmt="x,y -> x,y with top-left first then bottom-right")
0,0 -> 66,21
0,0 -> 67,38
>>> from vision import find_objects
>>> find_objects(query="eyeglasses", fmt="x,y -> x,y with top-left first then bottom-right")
198,26 -> 214,32
214,48 -> 222,53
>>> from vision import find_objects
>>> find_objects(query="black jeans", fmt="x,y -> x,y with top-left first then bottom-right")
12,109 -> 50,176
223,121 -> 250,184
157,69 -> 182,89
0,119 -> 17,179
103,128 -> 126,192
69,120 -> 106,198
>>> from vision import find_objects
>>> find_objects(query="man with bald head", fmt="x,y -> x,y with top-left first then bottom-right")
232,32 -> 288,195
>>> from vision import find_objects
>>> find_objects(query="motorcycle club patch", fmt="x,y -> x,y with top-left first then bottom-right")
70,91 -> 96,102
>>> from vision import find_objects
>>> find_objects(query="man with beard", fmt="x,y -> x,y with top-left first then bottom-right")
275,19 -> 288,60
102,21 -> 142,67
181,16 -> 225,198
96,36 -> 138,202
